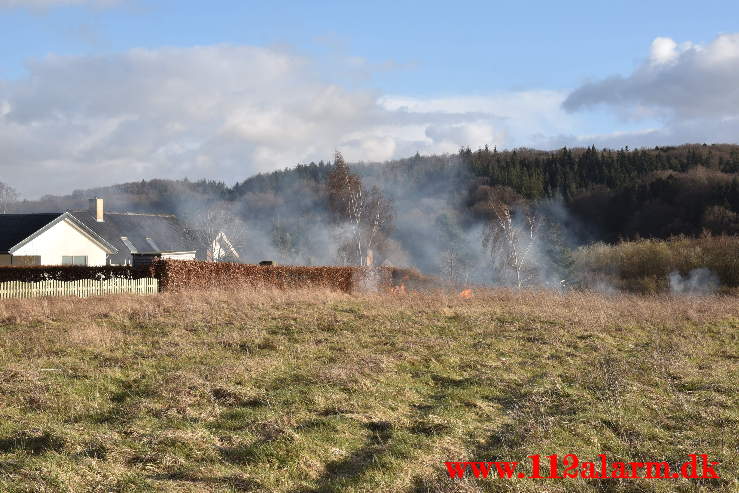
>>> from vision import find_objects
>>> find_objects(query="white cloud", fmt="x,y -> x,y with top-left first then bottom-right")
546,117 -> 739,150
13,34 -> 736,198
559,33 -> 739,149
380,90 -> 577,150
649,37 -> 679,65
424,122 -> 503,154
1,44 -> 562,197
564,33 -> 739,119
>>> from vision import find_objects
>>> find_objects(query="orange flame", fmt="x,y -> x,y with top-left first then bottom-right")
459,288 -> 473,299
391,284 -> 407,295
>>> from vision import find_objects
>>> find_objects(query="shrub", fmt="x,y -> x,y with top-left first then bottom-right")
152,260 -> 399,293
573,235 -> 739,292
0,265 -> 151,283
0,261 -> 433,295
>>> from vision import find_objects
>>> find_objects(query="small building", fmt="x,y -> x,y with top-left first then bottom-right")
0,211 -> 117,266
73,198 -> 197,266
131,252 -> 195,268
0,198 -> 197,266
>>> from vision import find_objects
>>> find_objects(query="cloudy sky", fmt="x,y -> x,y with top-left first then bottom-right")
1,0 -> 738,197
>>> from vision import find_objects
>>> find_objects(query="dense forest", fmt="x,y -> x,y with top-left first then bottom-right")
462,144 -> 739,239
10,144 -> 739,283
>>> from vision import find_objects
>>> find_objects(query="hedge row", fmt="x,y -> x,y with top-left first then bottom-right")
0,261 -> 436,293
151,260 -> 394,293
0,265 -> 151,282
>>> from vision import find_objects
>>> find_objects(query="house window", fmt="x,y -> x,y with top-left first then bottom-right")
11,256 -> 40,266
62,256 -> 88,266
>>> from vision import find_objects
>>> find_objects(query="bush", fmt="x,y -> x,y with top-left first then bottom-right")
573,235 -> 739,292
152,260 -> 397,293
0,261 -> 434,295
0,265 -> 150,283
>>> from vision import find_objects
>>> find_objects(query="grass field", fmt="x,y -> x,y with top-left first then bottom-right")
0,288 -> 737,492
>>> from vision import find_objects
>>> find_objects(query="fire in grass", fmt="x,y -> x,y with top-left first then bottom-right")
459,288 -> 474,299
390,284 -> 407,295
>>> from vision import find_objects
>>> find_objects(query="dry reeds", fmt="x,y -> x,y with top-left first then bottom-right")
573,235 -> 739,292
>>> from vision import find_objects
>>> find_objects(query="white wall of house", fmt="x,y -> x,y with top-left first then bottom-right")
161,252 -> 196,261
209,233 -> 239,261
13,218 -> 109,266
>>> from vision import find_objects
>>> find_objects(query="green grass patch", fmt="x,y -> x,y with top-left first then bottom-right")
0,289 -> 736,492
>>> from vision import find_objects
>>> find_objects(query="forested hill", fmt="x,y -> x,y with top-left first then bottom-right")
15,144 -> 739,243
462,144 -> 739,239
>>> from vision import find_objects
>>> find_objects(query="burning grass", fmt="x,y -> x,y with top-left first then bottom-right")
0,288 -> 737,492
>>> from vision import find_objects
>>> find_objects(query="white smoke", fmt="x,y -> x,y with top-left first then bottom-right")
668,268 -> 719,295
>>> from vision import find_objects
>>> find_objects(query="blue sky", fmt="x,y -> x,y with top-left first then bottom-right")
3,1 -> 733,90
1,0 -> 738,196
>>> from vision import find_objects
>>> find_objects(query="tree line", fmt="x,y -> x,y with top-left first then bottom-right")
461,144 -> 739,240
4,144 -> 739,280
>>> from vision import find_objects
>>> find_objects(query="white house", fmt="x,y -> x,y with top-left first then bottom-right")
0,212 -> 116,266
0,198 -> 199,266
206,231 -> 241,262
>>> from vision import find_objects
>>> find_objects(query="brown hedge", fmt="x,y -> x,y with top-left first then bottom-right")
152,260 -> 399,293
0,265 -> 152,283
388,266 -> 441,291
0,260 -> 436,294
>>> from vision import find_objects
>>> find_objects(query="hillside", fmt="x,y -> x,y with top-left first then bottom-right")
10,145 -> 739,282
16,144 -> 739,236
0,288 -> 736,492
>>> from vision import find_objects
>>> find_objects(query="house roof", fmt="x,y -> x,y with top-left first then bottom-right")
71,210 -> 196,264
0,213 -> 62,253
0,212 -> 118,254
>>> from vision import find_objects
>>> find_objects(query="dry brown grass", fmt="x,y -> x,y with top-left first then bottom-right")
0,287 -> 732,328
0,288 -> 737,492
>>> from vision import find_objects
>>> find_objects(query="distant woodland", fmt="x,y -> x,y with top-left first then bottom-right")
9,144 -> 739,286
17,143 -> 739,237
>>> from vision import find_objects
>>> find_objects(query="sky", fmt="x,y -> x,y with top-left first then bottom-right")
1,0 -> 738,197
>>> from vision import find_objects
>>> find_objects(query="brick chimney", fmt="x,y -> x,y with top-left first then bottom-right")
89,197 -> 104,222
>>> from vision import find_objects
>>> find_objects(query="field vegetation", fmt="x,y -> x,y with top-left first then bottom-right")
0,288 -> 736,492
573,235 -> 739,293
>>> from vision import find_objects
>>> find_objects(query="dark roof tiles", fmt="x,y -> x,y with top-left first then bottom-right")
0,213 -> 62,252
0,210 -> 196,263
71,211 -> 196,264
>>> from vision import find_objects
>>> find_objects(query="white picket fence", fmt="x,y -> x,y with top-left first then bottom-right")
0,278 -> 159,299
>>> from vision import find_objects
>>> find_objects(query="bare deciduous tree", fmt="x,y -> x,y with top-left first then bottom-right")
327,151 -> 393,266
189,203 -> 248,262
271,216 -> 301,264
0,182 -> 18,214
362,185 -> 393,264
436,213 -> 473,286
483,197 -> 540,288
